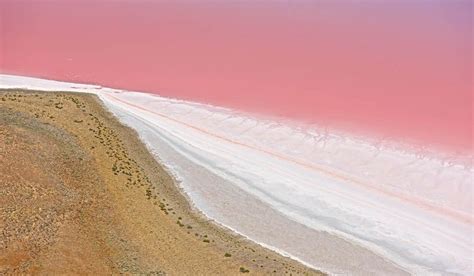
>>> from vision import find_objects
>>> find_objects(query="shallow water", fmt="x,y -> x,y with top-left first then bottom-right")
1,1 -> 472,153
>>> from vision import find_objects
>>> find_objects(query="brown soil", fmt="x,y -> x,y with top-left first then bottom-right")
0,90 -> 323,275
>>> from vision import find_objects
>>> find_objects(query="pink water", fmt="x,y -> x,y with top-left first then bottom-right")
1,1 -> 472,153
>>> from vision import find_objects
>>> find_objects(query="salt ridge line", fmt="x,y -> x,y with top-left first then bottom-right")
103,92 -> 473,225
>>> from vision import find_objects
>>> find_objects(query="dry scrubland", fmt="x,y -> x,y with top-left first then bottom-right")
0,90 -> 323,275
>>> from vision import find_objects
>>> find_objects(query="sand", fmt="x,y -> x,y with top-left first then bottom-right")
0,90 -> 323,275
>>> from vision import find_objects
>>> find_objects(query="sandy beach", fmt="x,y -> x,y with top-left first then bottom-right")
0,90 -> 322,275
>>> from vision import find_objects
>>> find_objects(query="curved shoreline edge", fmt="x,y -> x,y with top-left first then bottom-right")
1,74 -> 472,275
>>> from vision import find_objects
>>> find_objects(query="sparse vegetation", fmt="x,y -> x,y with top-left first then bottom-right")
240,267 -> 250,273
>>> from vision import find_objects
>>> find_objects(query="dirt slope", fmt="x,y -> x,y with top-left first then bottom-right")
0,90 -> 323,275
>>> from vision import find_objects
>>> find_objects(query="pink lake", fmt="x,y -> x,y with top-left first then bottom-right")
1,1 -> 472,153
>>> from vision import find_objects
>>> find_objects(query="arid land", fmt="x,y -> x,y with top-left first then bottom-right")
0,90 -> 323,275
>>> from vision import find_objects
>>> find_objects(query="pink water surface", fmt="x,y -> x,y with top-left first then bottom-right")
1,1 -> 472,153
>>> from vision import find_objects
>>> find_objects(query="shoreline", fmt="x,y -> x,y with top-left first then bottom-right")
1,75 -> 471,275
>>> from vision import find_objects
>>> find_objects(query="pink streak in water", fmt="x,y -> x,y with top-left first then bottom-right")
0,1 -> 472,153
